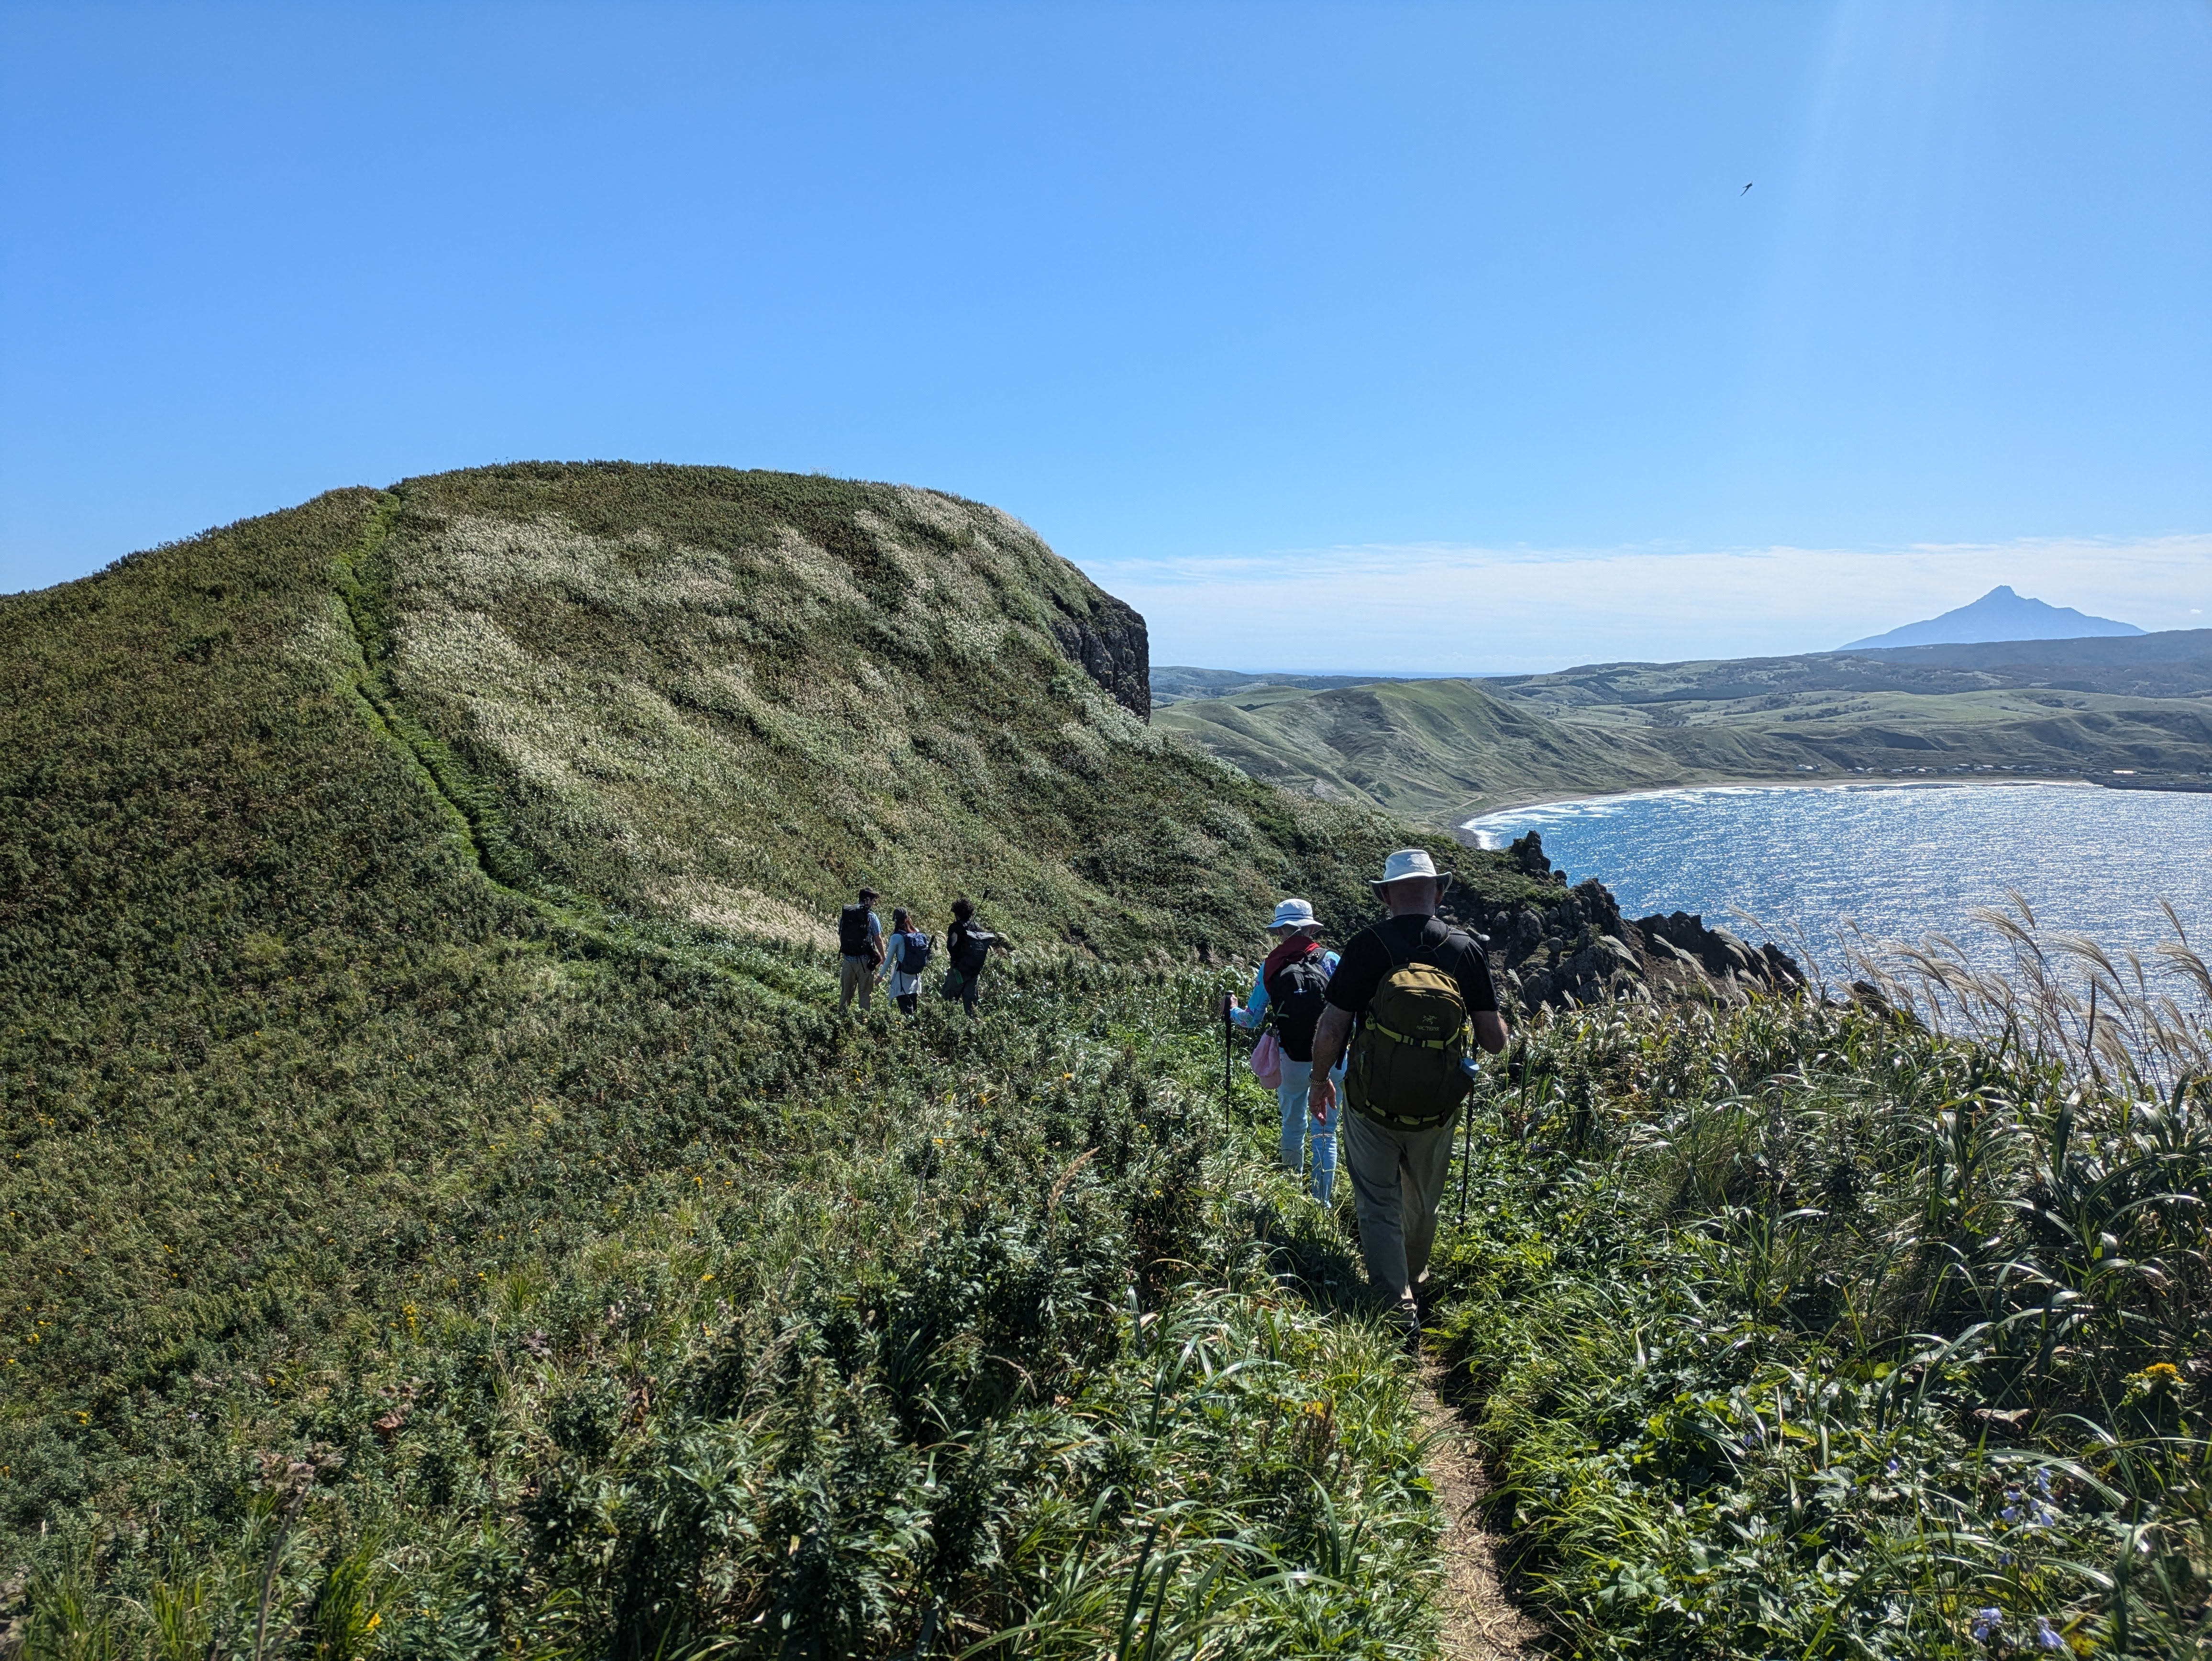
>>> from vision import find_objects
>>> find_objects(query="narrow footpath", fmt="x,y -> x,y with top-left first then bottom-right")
1416,1365 -> 1539,1660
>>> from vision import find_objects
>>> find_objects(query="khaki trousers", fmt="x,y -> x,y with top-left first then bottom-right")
1341,1107 -> 1458,1318
839,955 -> 874,1009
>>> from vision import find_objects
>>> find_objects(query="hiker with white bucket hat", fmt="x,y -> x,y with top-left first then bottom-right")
1307,848 -> 1509,1336
1225,898 -> 1344,1203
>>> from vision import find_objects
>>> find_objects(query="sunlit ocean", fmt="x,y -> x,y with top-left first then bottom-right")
1462,783 -> 2212,981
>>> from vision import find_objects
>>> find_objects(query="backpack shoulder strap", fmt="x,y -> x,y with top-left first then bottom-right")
1380,916 -> 1449,971
1362,922 -> 1412,972
1409,915 -> 1471,964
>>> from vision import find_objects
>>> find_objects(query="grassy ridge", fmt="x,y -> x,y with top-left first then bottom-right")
1149,668 -> 1412,707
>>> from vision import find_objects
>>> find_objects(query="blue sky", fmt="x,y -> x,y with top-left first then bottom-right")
3,1 -> 2207,670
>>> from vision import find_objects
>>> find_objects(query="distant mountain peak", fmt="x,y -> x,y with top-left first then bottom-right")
1841,586 -> 2143,651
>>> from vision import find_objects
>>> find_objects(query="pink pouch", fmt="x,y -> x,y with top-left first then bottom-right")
1249,1029 -> 1283,1089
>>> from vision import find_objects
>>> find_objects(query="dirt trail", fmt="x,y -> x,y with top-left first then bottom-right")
1416,1364 -> 1540,1659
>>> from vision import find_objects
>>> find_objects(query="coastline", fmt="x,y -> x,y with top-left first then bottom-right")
1454,774 -> 2099,842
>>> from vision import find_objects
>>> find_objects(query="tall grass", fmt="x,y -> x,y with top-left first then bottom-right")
1433,909 -> 2210,1657
1844,891 -> 2212,1097
7,964 -> 1444,1661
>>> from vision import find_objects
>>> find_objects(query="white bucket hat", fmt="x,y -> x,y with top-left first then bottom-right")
1369,847 -> 1454,892
1268,897 -> 1319,931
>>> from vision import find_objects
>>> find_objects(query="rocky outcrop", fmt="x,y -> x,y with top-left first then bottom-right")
1050,593 -> 1151,721
1444,830 -> 1805,1012
1632,909 -> 1806,1006
1506,828 -> 1554,877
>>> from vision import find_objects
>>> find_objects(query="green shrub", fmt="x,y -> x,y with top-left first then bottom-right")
1431,952 -> 2211,1659
4,963 -> 1448,1660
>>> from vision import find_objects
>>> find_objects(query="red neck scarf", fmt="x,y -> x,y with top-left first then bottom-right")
1262,932 -> 1322,984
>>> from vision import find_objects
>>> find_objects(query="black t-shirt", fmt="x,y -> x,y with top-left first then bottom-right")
1325,914 -> 1499,1023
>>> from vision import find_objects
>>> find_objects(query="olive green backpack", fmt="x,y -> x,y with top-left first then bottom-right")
1346,918 -> 1474,1129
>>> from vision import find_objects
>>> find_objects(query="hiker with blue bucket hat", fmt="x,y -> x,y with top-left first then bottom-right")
1225,897 -> 1344,1203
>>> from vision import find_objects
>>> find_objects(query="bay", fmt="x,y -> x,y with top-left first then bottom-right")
1463,783 -> 2212,981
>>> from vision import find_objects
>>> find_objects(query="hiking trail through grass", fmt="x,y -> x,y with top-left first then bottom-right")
1415,1364 -> 1539,1660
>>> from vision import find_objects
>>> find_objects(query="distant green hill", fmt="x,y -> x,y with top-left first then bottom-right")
1158,634 -> 2212,822
1843,627 -> 2212,692
1154,676 -> 1687,822
1489,630 -> 2212,706
1149,665 -> 1383,704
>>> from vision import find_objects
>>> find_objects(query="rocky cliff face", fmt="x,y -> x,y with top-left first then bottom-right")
1050,592 -> 1150,721
1445,831 -> 1804,1011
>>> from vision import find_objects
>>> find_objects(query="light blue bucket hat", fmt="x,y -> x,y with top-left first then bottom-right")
1268,897 -> 1320,931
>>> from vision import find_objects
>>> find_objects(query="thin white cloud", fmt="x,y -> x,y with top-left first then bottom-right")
1089,534 -> 2212,674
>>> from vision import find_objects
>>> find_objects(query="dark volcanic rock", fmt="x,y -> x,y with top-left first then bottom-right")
1050,592 -> 1151,721
1506,829 -> 1560,880
1442,878 -> 1805,1013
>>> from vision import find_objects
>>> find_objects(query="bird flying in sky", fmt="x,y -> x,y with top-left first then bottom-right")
1741,181 -> 1754,194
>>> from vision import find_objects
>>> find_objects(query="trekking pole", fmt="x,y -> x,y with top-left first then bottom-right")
1457,1044 -> 1477,1221
1455,1112 -> 1469,1220
1221,996 -> 1233,1111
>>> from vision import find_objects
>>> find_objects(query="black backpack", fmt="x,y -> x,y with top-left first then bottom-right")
1266,954 -> 1334,1063
896,931 -> 932,973
838,905 -> 874,957
952,926 -> 994,976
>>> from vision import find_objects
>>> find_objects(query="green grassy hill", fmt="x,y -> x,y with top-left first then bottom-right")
339,464 -> 1454,953
1847,626 -> 2212,682
1429,962 -> 2212,1658
1148,666 -> 1423,706
1158,642 -> 2212,823
1486,630 -> 2212,706
1154,678 -> 1686,823
0,464 -> 1570,1659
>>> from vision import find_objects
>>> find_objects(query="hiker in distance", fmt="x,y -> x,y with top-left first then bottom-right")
837,886 -> 885,1011
943,897 -> 1006,1016
1226,898 -> 1343,1203
882,907 -> 932,1017
1308,848 -> 1508,1337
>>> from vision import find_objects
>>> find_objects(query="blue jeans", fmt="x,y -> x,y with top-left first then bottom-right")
1274,1056 -> 1338,1203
